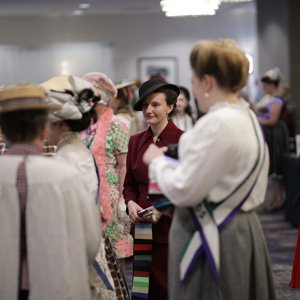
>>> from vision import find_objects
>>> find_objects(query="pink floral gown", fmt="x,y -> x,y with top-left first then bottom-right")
82,107 -> 133,259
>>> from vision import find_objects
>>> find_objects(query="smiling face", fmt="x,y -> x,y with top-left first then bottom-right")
142,92 -> 173,127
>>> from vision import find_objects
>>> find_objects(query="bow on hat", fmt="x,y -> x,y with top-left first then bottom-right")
82,72 -> 117,106
41,75 -> 95,122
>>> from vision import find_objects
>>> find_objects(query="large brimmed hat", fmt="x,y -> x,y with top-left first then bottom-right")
0,84 -> 61,113
41,75 -> 95,122
134,79 -> 179,111
82,72 -> 117,106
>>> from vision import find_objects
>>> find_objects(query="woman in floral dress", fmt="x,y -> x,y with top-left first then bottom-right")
82,72 -> 133,267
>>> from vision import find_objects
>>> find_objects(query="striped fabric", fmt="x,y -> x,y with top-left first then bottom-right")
104,235 -> 130,300
131,223 -> 153,299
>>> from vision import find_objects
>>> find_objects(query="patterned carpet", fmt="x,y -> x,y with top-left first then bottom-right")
125,209 -> 300,299
258,209 -> 300,300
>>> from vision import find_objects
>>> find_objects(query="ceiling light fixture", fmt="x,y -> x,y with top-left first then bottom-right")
161,0 -> 252,17
221,0 -> 252,3
161,0 -> 221,17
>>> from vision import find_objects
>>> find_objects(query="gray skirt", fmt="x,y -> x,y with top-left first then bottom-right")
168,209 -> 276,300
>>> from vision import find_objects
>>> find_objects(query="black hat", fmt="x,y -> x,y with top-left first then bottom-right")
134,79 -> 180,111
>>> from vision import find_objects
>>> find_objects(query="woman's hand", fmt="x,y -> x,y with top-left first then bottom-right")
127,200 -> 144,224
127,201 -> 162,224
142,206 -> 162,224
143,144 -> 167,166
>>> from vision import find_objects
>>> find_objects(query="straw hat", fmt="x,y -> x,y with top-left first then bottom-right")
115,81 -> 136,90
0,84 -> 61,113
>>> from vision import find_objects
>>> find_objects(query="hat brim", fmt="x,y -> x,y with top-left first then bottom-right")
134,83 -> 179,111
0,100 -> 61,113
115,81 -> 136,90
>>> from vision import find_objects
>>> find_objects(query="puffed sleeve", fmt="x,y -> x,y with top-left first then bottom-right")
149,116 -> 234,207
112,118 -> 129,155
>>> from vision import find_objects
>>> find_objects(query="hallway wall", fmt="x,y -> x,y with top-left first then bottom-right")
0,7 -> 257,97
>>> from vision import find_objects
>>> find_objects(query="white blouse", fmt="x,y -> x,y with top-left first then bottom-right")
149,101 -> 269,211
172,114 -> 194,131
55,132 -> 99,201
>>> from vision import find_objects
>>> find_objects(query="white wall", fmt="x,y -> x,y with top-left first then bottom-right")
0,7 -> 257,98
0,43 -> 114,86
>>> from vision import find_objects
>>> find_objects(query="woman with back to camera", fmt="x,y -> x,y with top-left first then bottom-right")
41,75 -> 123,299
172,86 -> 194,131
143,39 -> 276,300
123,79 -> 184,299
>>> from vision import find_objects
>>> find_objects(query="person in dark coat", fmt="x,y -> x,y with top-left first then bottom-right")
123,79 -> 184,300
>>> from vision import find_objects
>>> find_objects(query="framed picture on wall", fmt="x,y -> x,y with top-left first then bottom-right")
137,57 -> 178,84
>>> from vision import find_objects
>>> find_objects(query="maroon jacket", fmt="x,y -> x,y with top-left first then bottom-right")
123,120 -> 184,244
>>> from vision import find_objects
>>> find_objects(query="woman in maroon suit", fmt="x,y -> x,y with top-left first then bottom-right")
123,79 -> 184,300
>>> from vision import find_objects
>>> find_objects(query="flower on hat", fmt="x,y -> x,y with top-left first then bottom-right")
41,75 -> 95,122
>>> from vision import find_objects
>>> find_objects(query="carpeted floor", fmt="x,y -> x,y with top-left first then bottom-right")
259,209 -> 300,300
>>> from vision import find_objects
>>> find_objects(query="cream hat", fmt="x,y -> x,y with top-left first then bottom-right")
41,75 -> 94,122
0,84 -> 61,113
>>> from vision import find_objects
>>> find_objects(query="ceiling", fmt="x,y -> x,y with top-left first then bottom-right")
0,0 -> 255,17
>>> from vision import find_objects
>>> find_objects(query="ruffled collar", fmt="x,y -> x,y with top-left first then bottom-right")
57,132 -> 83,151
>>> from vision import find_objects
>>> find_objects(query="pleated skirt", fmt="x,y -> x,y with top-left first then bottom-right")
168,209 -> 276,300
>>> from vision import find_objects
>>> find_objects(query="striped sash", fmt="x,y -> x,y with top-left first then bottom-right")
131,223 -> 153,299
180,110 -> 268,284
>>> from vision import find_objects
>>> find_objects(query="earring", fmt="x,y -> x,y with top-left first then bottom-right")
204,92 -> 209,98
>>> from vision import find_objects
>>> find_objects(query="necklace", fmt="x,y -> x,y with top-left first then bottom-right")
57,132 -> 84,151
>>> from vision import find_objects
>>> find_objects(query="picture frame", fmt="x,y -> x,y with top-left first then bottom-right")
137,57 -> 178,84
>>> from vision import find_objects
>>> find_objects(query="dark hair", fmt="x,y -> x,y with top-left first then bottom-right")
0,109 -> 48,143
178,86 -> 190,101
149,73 -> 167,82
64,111 -> 92,132
178,87 -> 193,119
117,88 -> 129,104
261,76 -> 280,87
156,86 -> 178,117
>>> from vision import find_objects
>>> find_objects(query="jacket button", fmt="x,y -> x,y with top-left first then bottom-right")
147,196 -> 150,199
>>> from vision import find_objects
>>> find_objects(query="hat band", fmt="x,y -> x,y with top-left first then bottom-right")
0,97 -> 45,109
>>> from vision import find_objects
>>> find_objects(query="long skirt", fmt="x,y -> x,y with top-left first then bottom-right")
169,209 -> 276,300
263,121 -> 289,176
